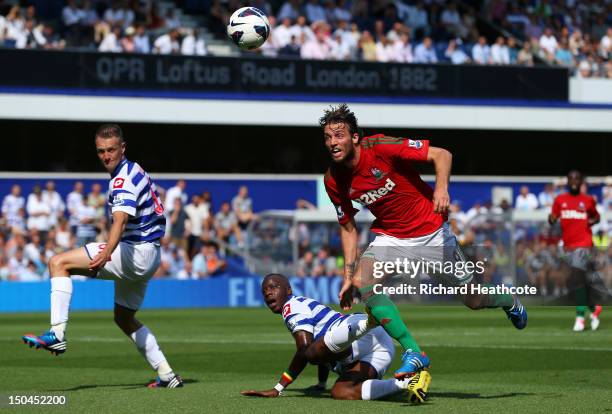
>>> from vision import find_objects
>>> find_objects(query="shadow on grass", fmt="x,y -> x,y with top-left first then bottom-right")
287,387 -> 330,398
428,391 -> 535,400
47,378 -> 198,392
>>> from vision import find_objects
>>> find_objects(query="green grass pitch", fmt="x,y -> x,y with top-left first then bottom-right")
1,306 -> 611,413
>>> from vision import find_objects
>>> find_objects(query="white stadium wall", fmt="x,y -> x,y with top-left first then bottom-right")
570,77 -> 612,104
1,93 -> 612,132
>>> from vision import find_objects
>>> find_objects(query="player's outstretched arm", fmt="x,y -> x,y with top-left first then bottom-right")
427,146 -> 452,214
241,331 -> 313,397
89,211 -> 128,271
339,218 -> 359,310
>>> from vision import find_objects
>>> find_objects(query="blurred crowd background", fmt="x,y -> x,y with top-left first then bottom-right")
1,177 -> 610,297
0,0 -> 611,77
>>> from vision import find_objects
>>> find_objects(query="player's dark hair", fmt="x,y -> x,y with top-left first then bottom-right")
262,273 -> 290,288
263,273 -> 288,282
319,103 -> 361,139
95,124 -> 125,143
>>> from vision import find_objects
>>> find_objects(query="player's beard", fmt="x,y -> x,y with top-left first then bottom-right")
334,145 -> 356,166
569,185 -> 580,195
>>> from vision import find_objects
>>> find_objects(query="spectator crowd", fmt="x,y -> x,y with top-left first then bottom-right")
1,176 -> 610,291
282,178 -> 611,297
489,0 -> 612,78
0,0 -> 207,55
0,179 -> 257,281
0,0 -> 611,76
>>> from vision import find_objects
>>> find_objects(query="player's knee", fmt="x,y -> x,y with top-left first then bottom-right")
331,383 -> 359,400
113,310 -> 134,329
463,294 -> 483,310
48,254 -> 66,274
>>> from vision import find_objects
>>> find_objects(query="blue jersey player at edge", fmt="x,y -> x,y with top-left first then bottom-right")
22,124 -> 183,388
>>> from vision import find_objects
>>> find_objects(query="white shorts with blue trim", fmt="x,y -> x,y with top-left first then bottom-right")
325,314 -> 395,378
84,241 -> 161,310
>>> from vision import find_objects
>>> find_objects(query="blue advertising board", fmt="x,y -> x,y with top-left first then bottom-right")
0,276 -> 343,313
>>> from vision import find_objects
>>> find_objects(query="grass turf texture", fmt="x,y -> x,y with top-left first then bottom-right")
1,306 -> 611,413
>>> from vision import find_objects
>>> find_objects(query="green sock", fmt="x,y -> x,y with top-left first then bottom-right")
576,306 -> 587,317
361,291 -> 421,353
482,283 -> 515,309
574,286 -> 588,307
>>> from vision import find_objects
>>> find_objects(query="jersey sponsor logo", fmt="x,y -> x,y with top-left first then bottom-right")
354,178 -> 396,206
112,194 -> 125,206
408,139 -> 423,149
335,204 -> 345,219
561,210 -> 588,220
282,303 -> 291,318
113,178 -> 125,189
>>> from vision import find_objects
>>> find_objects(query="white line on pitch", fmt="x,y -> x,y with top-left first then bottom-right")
45,336 -> 611,352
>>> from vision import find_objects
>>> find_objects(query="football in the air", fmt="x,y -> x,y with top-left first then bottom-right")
227,7 -> 270,50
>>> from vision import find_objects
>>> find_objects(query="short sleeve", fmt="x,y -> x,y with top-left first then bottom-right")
364,135 -> 429,163
324,170 -> 359,225
110,176 -> 137,216
394,138 -> 430,162
282,300 -> 314,334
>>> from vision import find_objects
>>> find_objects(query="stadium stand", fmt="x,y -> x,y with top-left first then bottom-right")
0,0 -> 610,77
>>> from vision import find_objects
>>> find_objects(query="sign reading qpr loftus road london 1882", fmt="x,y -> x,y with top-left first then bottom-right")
0,49 -> 569,100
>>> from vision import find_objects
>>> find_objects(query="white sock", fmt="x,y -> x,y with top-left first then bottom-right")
130,326 -> 173,380
50,277 -> 73,341
324,315 -> 371,353
361,379 -> 403,400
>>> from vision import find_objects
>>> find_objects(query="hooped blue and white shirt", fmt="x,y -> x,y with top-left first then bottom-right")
108,158 -> 166,244
281,295 -> 347,340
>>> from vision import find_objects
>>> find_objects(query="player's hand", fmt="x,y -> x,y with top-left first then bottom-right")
89,250 -> 111,271
240,389 -> 280,398
432,187 -> 450,214
339,279 -> 354,311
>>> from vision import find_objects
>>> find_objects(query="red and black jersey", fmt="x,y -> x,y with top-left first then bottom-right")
551,192 -> 599,248
324,134 -> 444,238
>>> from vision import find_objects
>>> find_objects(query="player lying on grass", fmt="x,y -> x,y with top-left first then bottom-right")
321,104 -> 527,379
241,274 -> 431,403
22,124 -> 182,388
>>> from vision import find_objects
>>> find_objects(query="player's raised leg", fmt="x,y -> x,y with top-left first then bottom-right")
22,247 -> 96,354
352,255 -> 429,379
440,230 -> 527,329
113,302 -> 183,388
462,282 -> 527,329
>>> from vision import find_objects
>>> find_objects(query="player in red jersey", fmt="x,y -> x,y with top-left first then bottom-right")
549,170 -> 603,331
320,104 -> 527,379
